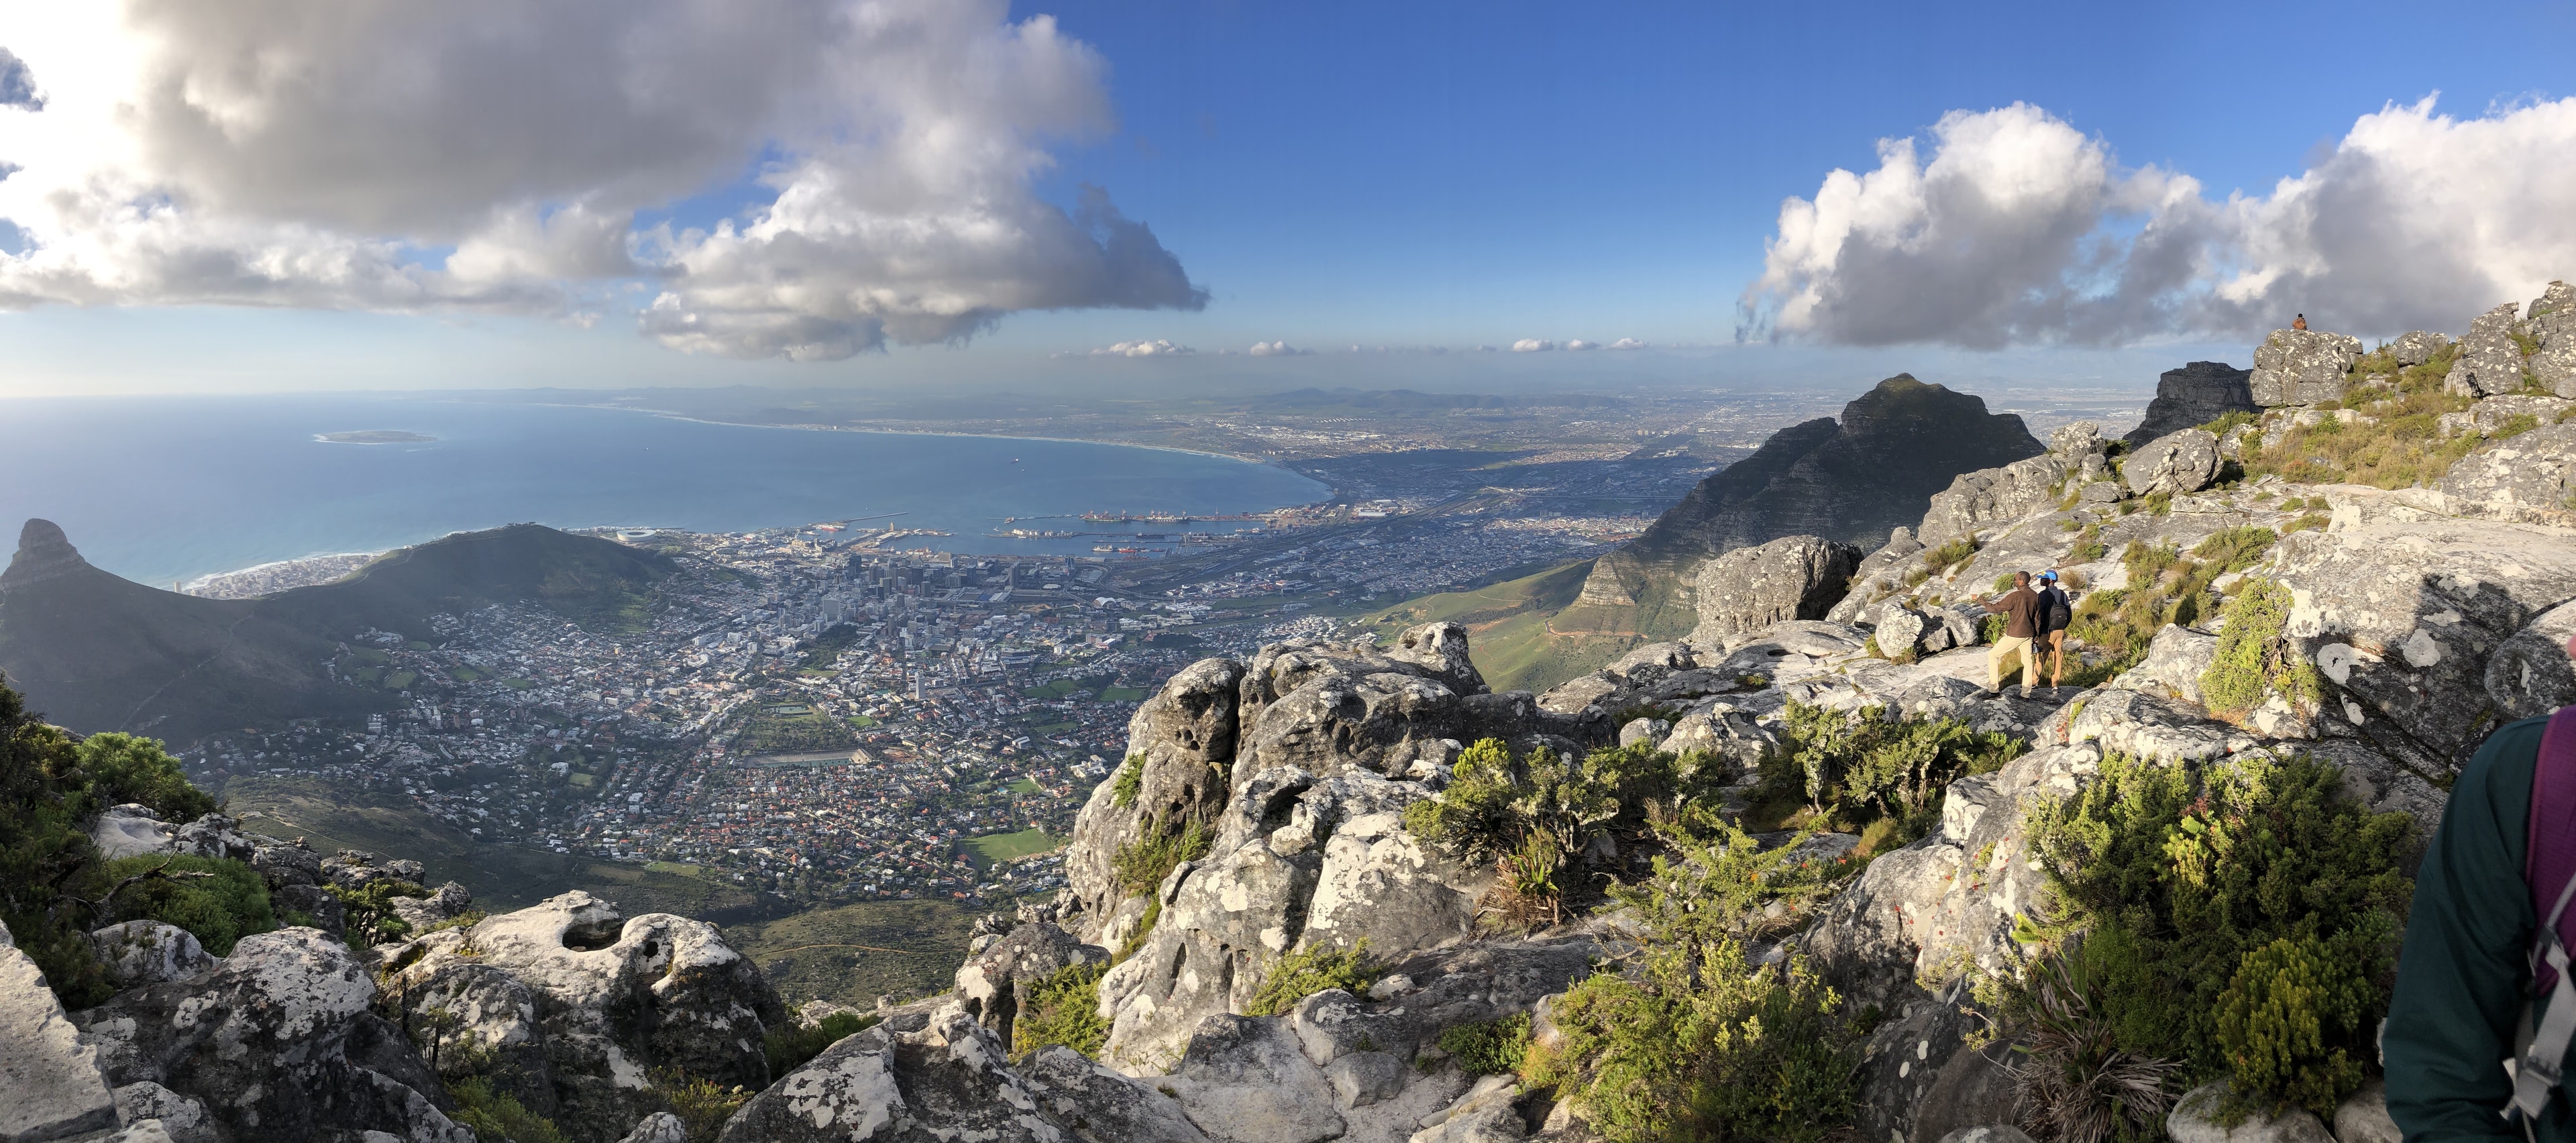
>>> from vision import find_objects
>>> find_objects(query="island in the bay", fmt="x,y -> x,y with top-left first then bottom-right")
315,429 -> 437,444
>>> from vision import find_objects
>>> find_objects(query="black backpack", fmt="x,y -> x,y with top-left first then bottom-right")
2045,589 -> 2073,632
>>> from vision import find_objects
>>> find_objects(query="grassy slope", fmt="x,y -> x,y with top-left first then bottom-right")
726,900 -> 978,1008
960,828 -> 1063,867
1362,560 -> 1637,694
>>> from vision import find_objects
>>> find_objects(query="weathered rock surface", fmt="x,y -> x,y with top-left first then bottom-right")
2166,1082 -> 2333,1143
2123,429 -> 2222,496
2249,328 -> 2364,406
2,928 -> 119,1143
87,922 -> 215,989
1917,451 -> 2078,546
111,1082 -> 216,1143
1165,1015 -> 1345,1143
2391,330 -> 2451,367
1020,1046 -> 1214,1143
1829,528 -> 1930,623
957,922 -> 1109,1051
2126,362 -> 2258,447
2530,281 -> 2576,396
2445,303 -> 2530,398
2434,420 -> 2576,527
2110,624 -> 2218,706
1686,535 -> 1864,645
614,1113 -> 687,1143
718,1006 -> 1065,1143
72,928 -> 472,1143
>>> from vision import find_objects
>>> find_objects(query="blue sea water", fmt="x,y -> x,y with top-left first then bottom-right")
0,394 -> 1328,588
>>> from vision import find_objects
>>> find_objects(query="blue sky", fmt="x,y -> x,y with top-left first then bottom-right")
0,0 -> 2571,395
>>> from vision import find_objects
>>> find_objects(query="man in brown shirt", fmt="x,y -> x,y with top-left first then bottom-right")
1980,571 -> 2043,698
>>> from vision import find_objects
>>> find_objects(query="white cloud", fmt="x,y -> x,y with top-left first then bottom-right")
1740,97 -> 2576,347
1247,340 -> 1309,356
1608,337 -> 1646,349
0,0 -> 1204,361
1564,339 -> 1599,350
1091,339 -> 1192,357
1509,338 -> 1555,352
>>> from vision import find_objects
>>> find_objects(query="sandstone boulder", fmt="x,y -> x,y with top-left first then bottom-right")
2391,330 -> 2451,368
1873,607 -> 1930,660
1827,527 -> 1930,623
2,931 -> 119,1143
1385,622 -> 1488,697
2123,429 -> 2222,496
2434,420 -> 2576,527
614,1113 -> 686,1143
2166,1081 -> 2332,1143
1918,453 -> 2074,545
2249,328 -> 2363,406
1164,1016 -> 1344,1143
72,928 -> 471,1143
1065,657 -> 1244,937
111,1083 -> 215,1143
2126,362 -> 2258,447
2445,303 -> 2529,398
719,1006 -> 1070,1143
955,923 -> 1109,1052
1020,1046 -> 1214,1142
2530,281 -> 2576,396
87,922 -> 215,989
2110,624 -> 2217,706
1686,535 -> 1863,645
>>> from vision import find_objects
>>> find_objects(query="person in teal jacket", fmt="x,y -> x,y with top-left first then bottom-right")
2386,713 -> 2562,1138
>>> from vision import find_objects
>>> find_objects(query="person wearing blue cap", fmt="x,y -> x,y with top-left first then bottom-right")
2035,569 -> 2074,690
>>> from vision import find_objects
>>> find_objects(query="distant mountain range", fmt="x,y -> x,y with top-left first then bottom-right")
0,521 -> 673,743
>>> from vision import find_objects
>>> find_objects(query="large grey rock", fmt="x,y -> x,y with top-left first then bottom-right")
1918,452 -> 2076,545
955,923 -> 1108,1051
2249,328 -> 2363,406
1385,622 -> 1489,698
2485,598 -> 2576,726
614,1113 -> 686,1143
1233,671 -> 1466,787
2530,281 -> 2576,396
2275,517 -> 2576,771
2390,331 -> 2451,368
1,939 -> 118,1143
1409,1074 -> 1524,1143
252,840 -> 325,889
1874,608 -> 1931,659
2330,1078 -> 2399,1143
1164,1016 -> 1344,1143
1686,535 -> 1863,645
2126,362 -> 2258,447
111,1083 -> 214,1143
70,928 -> 470,1143
2110,624 -> 2218,706
1021,1046 -> 1214,1143
2434,420 -> 2576,527
87,922 -> 214,989
1300,811 -> 1480,957
2445,303 -> 2529,398
2166,1081 -> 2332,1143
718,1006 -> 1071,1143
88,806 -> 182,861
2123,429 -> 2222,496
1828,527 -> 1930,623
1066,658 -> 1245,940
1935,1130 -> 2035,1143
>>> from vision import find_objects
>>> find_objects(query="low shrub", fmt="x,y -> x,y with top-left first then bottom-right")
447,1076 -> 568,1143
1110,817 -> 1211,897
763,1010 -> 880,1077
329,876 -> 431,947
2198,580 -> 2322,720
2008,947 -> 2179,1143
2019,749 -> 2412,1114
103,853 -> 276,956
651,1069 -> 751,1143
1246,940 -> 1381,1016
1438,1013 -> 1532,1075
1922,535 -> 1983,577
1014,961 -> 1111,1060
74,733 -> 217,824
1770,702 -> 2023,836
1405,739 -> 1705,919
2191,527 -> 2277,575
1110,755 -> 1144,809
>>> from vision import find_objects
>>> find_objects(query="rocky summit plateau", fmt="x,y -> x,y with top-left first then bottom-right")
9,288 -> 2576,1143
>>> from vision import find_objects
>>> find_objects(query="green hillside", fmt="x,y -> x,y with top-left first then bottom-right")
1362,560 -> 1638,693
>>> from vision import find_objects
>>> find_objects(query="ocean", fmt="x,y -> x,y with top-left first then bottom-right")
0,394 -> 1328,588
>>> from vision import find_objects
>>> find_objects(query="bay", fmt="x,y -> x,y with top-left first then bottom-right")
0,394 -> 1328,588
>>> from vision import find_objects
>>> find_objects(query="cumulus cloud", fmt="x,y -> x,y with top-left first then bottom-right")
1509,338 -> 1555,352
1740,97 -> 2576,347
1608,337 -> 1645,349
1091,339 -> 1192,357
1564,339 -> 1599,350
1247,340 -> 1309,356
0,1 -> 1205,360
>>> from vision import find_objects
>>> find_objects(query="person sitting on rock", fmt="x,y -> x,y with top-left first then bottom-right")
2293,313 -> 2309,331
1974,571 -> 2043,699
2035,569 -> 2073,689
2387,631 -> 2576,1136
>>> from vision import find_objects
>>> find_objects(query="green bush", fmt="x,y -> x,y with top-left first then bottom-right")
104,853 -> 276,956
1438,1013 -> 1532,1075
447,1076 -> 568,1143
651,1069 -> 749,1143
1110,755 -> 1144,809
763,1010 -> 881,1077
1247,940 -> 1381,1016
1110,817 -> 1211,897
2021,749 -> 2411,1109
1403,739 -> 1693,917
0,679 -> 117,1007
1769,702 -> 2023,835
2198,579 -> 2322,718
329,876 -> 431,947
1014,961 -> 1111,1060
2216,935 -> 2371,1119
2192,527 -> 2278,575
1921,535 -> 1982,577
73,734 -> 215,824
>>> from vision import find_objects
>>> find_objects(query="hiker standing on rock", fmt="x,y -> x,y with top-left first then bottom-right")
2387,632 -> 2576,1137
1975,571 -> 2042,699
2035,569 -> 2073,689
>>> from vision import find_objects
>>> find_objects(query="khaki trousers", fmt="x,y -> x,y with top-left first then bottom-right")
1989,635 -> 2035,692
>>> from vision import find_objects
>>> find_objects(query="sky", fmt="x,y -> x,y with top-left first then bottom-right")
0,0 -> 2571,397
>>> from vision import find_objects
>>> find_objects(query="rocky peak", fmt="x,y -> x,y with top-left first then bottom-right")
2123,360 -> 2257,447
2250,327 -> 2365,406
5,518 -> 93,589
